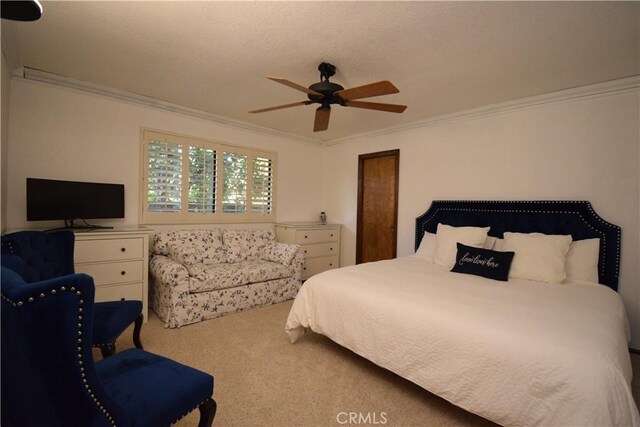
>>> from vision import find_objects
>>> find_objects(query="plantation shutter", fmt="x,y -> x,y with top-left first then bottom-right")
142,129 -> 276,223
147,139 -> 183,213
251,156 -> 273,214
222,151 -> 247,213
188,146 -> 216,213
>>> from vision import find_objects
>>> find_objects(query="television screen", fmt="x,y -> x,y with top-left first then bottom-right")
27,178 -> 125,221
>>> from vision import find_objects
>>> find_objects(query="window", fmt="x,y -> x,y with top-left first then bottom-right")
251,156 -> 273,214
147,139 -> 182,213
141,130 -> 276,223
189,147 -> 216,213
222,152 -> 247,214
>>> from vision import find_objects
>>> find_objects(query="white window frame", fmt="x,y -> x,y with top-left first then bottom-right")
140,129 -> 277,224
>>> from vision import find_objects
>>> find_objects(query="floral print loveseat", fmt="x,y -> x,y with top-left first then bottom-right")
149,228 -> 304,328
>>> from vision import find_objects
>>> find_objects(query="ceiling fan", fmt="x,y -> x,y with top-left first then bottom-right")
249,62 -> 407,132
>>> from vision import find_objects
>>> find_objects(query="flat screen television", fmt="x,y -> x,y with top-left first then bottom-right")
27,178 -> 125,229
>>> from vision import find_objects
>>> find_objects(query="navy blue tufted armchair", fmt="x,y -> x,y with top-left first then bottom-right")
1,230 -> 143,357
1,265 -> 217,426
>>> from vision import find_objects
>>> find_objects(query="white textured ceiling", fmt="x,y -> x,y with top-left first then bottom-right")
3,1 -> 639,142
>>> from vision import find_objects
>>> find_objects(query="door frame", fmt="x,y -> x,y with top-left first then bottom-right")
356,149 -> 400,264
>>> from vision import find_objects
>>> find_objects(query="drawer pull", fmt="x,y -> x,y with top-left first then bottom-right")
330,234 -> 334,237
121,248 -> 126,252
303,267 -> 307,270
304,235 -> 308,239
121,271 -> 126,275
304,250 -> 307,253
329,263 -> 333,267
330,247 -> 333,251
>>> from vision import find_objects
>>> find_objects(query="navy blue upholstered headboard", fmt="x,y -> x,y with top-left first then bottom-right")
415,201 -> 621,291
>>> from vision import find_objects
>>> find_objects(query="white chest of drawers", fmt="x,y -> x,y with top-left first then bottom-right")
73,228 -> 150,322
275,223 -> 341,279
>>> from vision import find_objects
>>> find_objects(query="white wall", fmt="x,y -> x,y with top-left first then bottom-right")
322,88 -> 640,348
5,78 -> 325,231
6,76 -> 640,348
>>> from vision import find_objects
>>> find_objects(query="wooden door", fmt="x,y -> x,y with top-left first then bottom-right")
356,149 -> 399,264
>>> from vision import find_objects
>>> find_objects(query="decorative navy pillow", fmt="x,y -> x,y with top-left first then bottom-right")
451,243 -> 515,281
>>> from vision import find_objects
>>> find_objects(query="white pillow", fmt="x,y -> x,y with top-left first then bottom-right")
167,241 -> 202,266
483,236 -> 497,250
416,232 -> 495,263
565,238 -> 600,284
434,224 -> 490,268
502,232 -> 572,284
414,232 -> 437,262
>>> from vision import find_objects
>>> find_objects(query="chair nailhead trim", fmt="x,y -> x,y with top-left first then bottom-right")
0,285 -> 118,426
93,341 -> 116,347
170,398 -> 211,426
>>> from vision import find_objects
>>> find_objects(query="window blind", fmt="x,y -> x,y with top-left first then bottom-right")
251,156 -> 273,214
222,152 -> 247,214
188,147 -> 216,213
142,129 -> 276,223
147,139 -> 182,213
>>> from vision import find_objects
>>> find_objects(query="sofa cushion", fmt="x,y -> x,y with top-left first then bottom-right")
239,260 -> 295,283
262,242 -> 299,266
187,263 -> 248,293
222,230 -> 274,263
152,230 -> 189,255
185,259 -> 295,293
163,230 -> 226,265
153,229 -> 225,259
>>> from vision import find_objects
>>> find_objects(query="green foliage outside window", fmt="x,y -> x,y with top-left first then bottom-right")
222,152 -> 247,213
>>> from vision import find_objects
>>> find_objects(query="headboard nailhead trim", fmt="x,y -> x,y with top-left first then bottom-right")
415,200 -> 621,289
1,286 -> 117,426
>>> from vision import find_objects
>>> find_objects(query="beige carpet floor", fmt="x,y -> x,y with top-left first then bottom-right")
104,300 -> 640,427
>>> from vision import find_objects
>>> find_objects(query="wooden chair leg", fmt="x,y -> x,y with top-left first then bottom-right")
132,313 -> 144,350
98,343 -> 116,358
198,398 -> 217,427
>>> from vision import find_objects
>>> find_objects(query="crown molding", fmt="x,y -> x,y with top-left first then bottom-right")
17,67 -> 320,145
14,67 -> 639,147
325,75 -> 640,146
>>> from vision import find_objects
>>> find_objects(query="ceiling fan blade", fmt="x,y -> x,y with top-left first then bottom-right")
249,101 -> 309,114
314,107 -> 331,132
335,80 -> 399,100
266,76 -> 322,96
345,100 -> 407,113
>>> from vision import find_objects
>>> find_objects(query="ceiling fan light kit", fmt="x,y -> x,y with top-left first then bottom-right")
250,62 -> 407,132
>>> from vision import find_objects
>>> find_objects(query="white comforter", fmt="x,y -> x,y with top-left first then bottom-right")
285,257 -> 639,426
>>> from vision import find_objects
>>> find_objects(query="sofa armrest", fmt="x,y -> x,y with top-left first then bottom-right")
290,250 -> 305,280
149,254 -> 190,289
263,242 -> 301,266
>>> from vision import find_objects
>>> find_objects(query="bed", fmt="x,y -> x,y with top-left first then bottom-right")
285,200 -> 639,426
